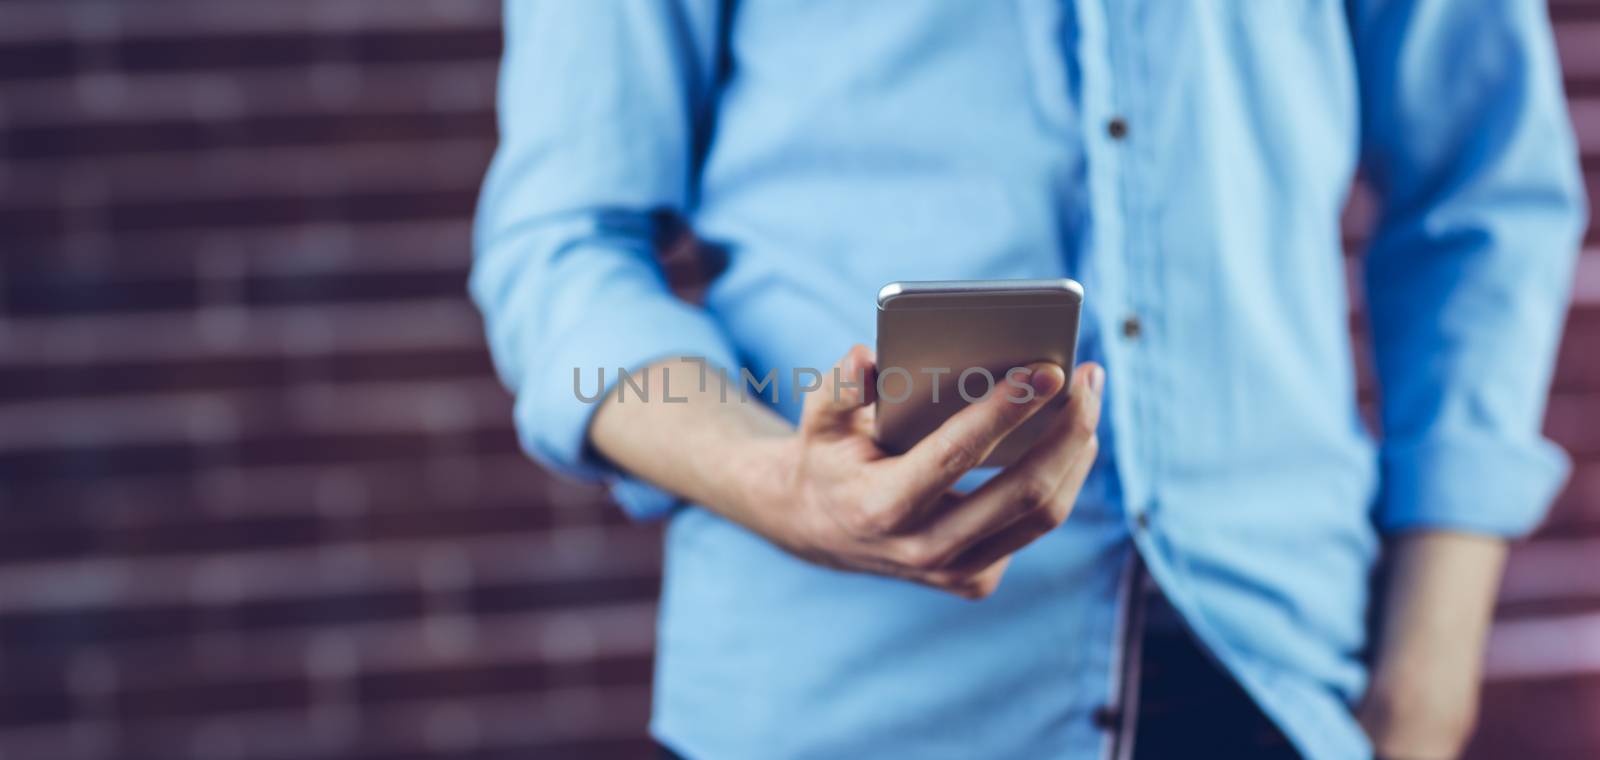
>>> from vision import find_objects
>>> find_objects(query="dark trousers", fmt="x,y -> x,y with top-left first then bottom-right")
1108,562 -> 1300,760
660,560 -> 1300,760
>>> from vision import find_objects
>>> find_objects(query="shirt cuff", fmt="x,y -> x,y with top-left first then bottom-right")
1374,435 -> 1570,538
512,286 -> 740,521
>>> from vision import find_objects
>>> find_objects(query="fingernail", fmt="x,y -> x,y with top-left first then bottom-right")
1090,366 -> 1106,396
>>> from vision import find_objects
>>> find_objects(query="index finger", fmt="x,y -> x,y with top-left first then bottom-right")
880,362 -> 1066,518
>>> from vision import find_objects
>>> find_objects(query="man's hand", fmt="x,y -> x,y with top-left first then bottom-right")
771,345 -> 1103,598
1358,531 -> 1509,760
588,344 -> 1105,599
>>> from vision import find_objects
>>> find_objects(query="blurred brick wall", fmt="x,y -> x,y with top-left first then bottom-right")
0,3 -> 657,759
0,2 -> 1594,759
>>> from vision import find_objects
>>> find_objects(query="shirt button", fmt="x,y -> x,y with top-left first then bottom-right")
1121,314 -> 1142,339
1106,117 -> 1129,140
1135,511 -> 1151,531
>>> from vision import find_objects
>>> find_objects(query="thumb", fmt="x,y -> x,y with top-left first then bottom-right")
799,344 -> 877,435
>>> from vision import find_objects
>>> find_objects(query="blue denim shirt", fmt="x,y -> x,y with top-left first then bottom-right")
471,3 -> 1584,758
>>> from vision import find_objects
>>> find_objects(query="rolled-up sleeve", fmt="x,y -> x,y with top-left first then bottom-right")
470,1 -> 738,520
1350,1 -> 1587,536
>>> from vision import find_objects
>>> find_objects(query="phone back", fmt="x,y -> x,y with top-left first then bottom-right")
874,279 -> 1082,468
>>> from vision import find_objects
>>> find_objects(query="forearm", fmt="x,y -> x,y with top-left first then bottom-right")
588,358 -> 797,537
1374,531 -> 1508,676
1363,530 -> 1509,759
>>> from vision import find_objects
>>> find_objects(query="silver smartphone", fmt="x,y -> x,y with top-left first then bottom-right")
874,278 -> 1083,467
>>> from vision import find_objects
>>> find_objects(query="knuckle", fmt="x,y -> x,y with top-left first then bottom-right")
1003,397 -> 1044,427
936,433 -> 982,474
965,575 -> 1000,600
897,537 -> 954,570
1020,502 -> 1065,535
929,564 -> 1004,600
938,576 -> 982,600
924,569 -> 965,590
1014,476 -> 1054,515
1028,494 -> 1068,527
841,498 -> 897,538
998,394 -> 1034,422
1071,409 -> 1098,441
1045,502 -> 1071,527
892,538 -> 935,569
1048,493 -> 1075,523
1021,494 -> 1069,532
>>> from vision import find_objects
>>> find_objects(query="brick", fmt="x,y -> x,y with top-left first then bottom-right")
0,1 -> 499,45
3,138 -> 492,209
2,602 -> 655,697
0,219 -> 474,275
1547,460 -> 1600,532
0,61 -> 496,133
1499,538 -> 1600,614
0,186 -> 480,240
0,454 -> 604,533
1559,21 -> 1600,79
0,27 -> 499,85
0,687 -> 653,760
0,378 -> 512,453
1546,392 -> 1600,457
15,454 -> 591,521
0,528 -> 662,615
0,300 -> 483,365
0,344 -> 491,404
1466,675 -> 1600,760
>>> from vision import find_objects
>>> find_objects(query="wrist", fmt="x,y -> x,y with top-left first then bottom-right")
708,429 -> 810,545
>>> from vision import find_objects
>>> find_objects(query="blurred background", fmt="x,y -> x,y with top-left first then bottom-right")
0,2 -> 1595,759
